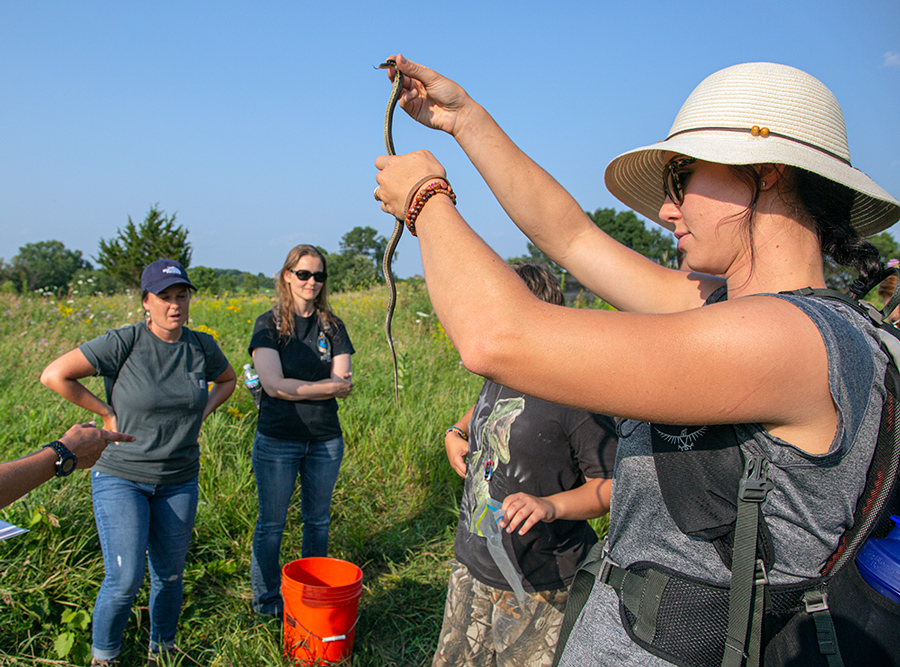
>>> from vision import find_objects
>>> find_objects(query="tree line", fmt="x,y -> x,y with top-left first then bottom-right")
3,204 -> 898,299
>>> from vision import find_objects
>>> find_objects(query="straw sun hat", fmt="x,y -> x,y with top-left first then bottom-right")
604,62 -> 900,237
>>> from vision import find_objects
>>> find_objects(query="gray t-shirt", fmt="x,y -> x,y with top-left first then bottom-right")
80,321 -> 230,485
559,294 -> 887,666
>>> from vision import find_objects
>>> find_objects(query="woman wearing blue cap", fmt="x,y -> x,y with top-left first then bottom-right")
41,258 -> 236,667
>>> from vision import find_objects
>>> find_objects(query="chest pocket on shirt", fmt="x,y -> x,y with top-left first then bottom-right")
187,371 -> 209,411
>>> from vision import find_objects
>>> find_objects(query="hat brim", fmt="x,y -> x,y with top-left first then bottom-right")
604,132 -> 900,237
146,276 -> 196,294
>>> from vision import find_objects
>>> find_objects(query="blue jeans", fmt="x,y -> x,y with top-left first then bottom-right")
250,431 -> 344,616
90,471 -> 199,660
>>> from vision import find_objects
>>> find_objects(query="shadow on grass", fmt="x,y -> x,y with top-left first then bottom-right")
353,576 -> 446,667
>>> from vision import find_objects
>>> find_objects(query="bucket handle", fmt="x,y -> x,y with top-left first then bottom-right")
285,611 -> 360,643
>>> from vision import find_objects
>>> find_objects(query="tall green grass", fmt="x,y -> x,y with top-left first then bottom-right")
0,283 -> 607,666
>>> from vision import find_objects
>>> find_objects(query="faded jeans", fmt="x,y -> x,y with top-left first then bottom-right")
90,471 -> 198,660
250,431 -> 344,616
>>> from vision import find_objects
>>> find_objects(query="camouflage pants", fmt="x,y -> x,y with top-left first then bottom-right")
432,560 -> 569,667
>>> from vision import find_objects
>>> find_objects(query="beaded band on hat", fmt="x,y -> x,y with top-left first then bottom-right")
666,126 -> 851,165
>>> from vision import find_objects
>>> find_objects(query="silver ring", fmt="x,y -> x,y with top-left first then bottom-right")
374,187 -> 381,201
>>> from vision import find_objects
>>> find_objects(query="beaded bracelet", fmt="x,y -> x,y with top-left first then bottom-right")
402,174 -> 446,220
405,180 -> 457,236
446,425 -> 468,441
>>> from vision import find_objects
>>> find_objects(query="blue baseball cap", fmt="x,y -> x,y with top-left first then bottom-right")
140,259 -> 196,294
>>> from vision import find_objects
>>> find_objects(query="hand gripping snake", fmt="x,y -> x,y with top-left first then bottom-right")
379,59 -> 404,407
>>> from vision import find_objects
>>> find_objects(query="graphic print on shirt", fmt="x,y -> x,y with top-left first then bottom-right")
316,330 -> 331,362
466,394 -> 526,536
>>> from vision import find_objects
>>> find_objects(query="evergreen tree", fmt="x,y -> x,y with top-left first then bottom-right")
96,204 -> 191,288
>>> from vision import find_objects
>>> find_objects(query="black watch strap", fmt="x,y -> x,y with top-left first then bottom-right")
42,440 -> 78,477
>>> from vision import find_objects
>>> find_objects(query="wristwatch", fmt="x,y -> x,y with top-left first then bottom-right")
42,440 -> 78,477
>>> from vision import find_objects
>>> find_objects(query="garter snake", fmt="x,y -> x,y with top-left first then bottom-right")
379,59 -> 404,407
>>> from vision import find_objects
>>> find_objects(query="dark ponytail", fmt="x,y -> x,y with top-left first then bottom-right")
790,168 -> 887,298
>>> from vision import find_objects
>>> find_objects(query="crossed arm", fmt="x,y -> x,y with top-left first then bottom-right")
252,348 -> 353,401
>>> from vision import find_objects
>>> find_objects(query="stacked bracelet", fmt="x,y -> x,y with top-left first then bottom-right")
446,425 -> 468,441
405,179 -> 457,236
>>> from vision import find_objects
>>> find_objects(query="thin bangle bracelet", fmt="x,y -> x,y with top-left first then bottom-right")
446,425 -> 468,441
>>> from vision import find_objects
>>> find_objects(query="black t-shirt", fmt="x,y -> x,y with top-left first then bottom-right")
454,380 -> 618,592
248,309 -> 354,442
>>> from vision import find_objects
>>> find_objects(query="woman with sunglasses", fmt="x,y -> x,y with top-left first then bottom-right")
248,244 -> 354,619
375,57 -> 900,664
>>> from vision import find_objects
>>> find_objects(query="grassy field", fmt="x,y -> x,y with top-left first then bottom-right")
0,283 -> 607,666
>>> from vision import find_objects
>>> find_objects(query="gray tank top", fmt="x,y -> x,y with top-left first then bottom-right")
558,294 -> 887,666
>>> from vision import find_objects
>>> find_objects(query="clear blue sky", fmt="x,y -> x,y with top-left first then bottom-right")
2,1 -> 898,280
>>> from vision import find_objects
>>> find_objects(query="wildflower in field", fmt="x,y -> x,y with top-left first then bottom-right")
193,324 -> 220,341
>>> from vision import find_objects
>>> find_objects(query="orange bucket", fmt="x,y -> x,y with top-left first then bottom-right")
282,557 -> 363,665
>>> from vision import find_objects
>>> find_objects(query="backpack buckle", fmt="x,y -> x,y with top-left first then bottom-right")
739,455 -> 774,503
754,559 -> 769,586
804,590 -> 830,614
598,552 -> 619,585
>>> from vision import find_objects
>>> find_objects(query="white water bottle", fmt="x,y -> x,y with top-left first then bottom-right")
243,363 -> 262,409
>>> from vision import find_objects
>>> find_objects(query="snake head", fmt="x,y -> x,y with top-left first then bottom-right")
378,59 -> 398,70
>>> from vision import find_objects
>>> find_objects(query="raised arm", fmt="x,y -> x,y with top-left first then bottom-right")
375,165 -> 836,451
378,55 -> 721,313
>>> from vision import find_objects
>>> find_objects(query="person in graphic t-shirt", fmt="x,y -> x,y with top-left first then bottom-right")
433,263 -> 617,667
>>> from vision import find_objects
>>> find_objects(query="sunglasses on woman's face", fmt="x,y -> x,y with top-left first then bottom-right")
291,269 -> 327,282
662,156 -> 697,206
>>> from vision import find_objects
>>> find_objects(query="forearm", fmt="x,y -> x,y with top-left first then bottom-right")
452,102 -> 592,263
264,377 -> 345,401
542,477 -> 611,522
203,379 -> 236,419
0,449 -> 58,508
416,198 -> 542,378
42,377 -> 114,419
451,102 -> 717,313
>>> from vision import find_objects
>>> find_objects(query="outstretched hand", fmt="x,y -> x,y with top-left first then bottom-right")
374,55 -> 472,222
58,421 -> 135,469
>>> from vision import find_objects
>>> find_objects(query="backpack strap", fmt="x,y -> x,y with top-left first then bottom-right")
103,324 -> 138,405
722,455 -> 773,667
804,589 -> 845,667
552,540 -> 606,667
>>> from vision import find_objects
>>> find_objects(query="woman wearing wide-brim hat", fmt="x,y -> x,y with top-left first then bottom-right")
374,57 -> 900,665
